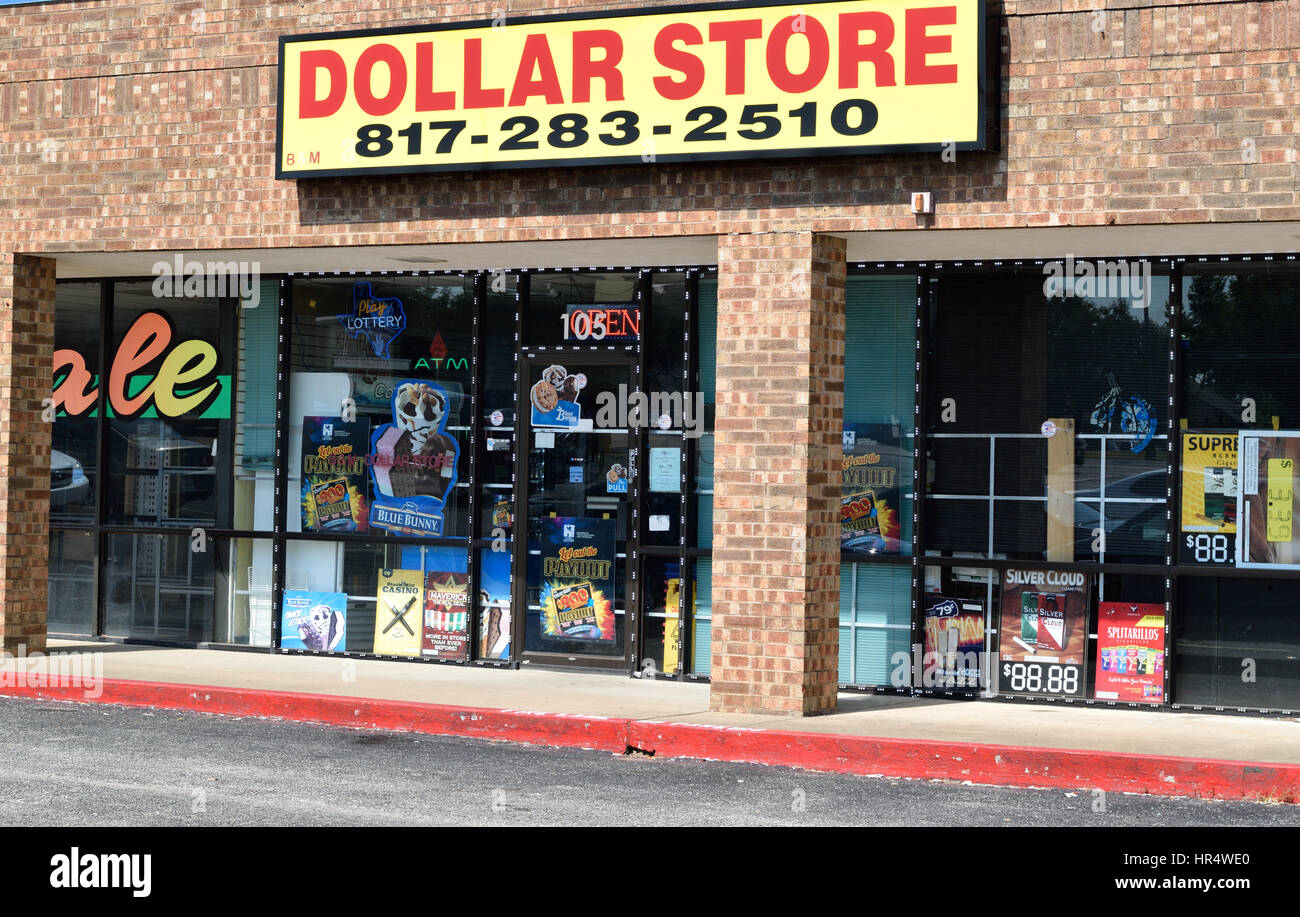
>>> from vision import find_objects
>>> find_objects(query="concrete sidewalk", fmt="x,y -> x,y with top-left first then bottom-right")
2,640 -> 1298,801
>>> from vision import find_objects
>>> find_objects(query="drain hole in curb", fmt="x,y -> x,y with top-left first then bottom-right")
623,746 -> 655,757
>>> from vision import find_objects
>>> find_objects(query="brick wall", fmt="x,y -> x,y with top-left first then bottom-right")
0,0 -> 1299,253
0,255 -> 55,653
711,232 -> 845,715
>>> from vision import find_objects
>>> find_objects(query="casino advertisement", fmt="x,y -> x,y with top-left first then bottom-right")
540,517 -> 616,641
841,423 -> 903,554
423,570 -> 470,661
368,380 -> 461,536
1179,432 -> 1237,566
373,568 -> 424,656
301,416 -> 370,532
277,1 -> 991,178
923,594 -> 985,688
1095,602 -> 1165,704
996,568 -> 1089,699
1237,431 -> 1300,570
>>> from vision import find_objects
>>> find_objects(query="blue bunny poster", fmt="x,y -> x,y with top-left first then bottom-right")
369,380 -> 460,536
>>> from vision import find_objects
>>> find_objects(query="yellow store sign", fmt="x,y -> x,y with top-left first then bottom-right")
277,0 -> 993,177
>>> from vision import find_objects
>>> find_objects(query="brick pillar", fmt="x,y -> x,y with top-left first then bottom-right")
0,254 -> 55,652
709,232 -> 845,716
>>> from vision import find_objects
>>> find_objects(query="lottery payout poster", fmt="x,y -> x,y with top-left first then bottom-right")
539,517 -> 616,641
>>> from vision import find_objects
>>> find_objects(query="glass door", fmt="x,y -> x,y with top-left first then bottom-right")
515,354 -> 636,668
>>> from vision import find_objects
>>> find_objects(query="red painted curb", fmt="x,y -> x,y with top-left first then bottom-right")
3,676 -> 1297,802
0,678 -> 630,754
627,721 -> 1300,802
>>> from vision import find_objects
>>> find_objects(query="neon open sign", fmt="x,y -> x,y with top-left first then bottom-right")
561,304 -> 640,342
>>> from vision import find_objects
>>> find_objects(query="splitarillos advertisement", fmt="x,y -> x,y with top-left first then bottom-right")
996,568 -> 1089,699
1095,602 -> 1165,704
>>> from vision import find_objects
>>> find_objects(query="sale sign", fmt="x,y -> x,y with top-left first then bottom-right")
1095,602 -> 1164,704
277,0 -> 992,177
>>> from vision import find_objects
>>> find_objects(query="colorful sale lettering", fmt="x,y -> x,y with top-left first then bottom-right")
540,517 -> 616,641
529,364 -> 586,429
368,380 -> 460,536
372,568 -> 424,656
996,568 -> 1089,698
423,570 -> 470,661
1179,432 -> 1238,565
280,591 -> 347,652
301,417 -> 370,532
1095,603 -> 1165,704
1237,432 -> 1300,570
841,423 -> 903,554
923,594 -> 985,689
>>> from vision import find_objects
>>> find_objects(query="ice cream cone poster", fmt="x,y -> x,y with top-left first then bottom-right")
1095,602 -> 1165,704
530,363 -> 585,429
373,568 -> 423,657
478,548 -> 512,660
540,517 -> 616,641
368,380 -> 460,536
997,568 -> 1089,698
280,591 -> 347,652
301,417 -> 369,532
423,570 -> 470,661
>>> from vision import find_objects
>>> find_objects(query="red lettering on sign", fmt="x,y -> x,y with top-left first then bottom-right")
415,42 -> 456,110
765,15 -> 830,94
838,11 -> 896,88
708,19 -> 762,95
653,23 -> 705,101
298,49 -> 347,119
509,34 -> 564,106
572,30 -> 624,103
463,38 -> 505,108
905,5 -> 959,85
355,43 -> 407,116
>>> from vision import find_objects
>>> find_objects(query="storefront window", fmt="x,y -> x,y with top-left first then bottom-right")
283,539 -> 470,658
48,530 -> 95,635
288,275 -> 473,539
925,263 -> 1171,564
525,270 -> 639,347
105,283 -> 236,528
51,282 -> 101,525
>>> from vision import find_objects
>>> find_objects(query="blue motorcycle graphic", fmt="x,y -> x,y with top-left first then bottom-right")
1090,373 -> 1155,454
